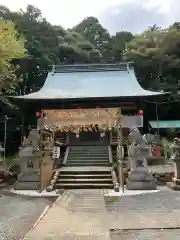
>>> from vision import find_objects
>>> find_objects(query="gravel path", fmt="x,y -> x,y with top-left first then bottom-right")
0,193 -> 56,240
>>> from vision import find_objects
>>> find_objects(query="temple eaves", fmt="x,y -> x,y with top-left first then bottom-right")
13,63 -> 168,100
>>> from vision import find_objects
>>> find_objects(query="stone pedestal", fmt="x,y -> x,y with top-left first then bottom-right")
126,166 -> 156,190
19,145 -> 41,173
167,159 -> 180,190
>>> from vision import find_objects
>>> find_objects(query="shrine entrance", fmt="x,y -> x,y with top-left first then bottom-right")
42,107 -> 120,146
68,131 -> 109,145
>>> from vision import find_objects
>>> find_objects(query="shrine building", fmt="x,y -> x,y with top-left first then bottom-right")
12,63 -> 169,191
15,63 -> 167,146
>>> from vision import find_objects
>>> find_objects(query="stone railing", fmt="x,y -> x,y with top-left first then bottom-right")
63,147 -> 70,164
108,146 -> 113,164
111,167 -> 119,191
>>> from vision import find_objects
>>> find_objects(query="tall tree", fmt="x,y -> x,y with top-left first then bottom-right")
124,28 -> 180,92
0,19 -> 26,92
73,17 -> 113,62
112,31 -> 133,61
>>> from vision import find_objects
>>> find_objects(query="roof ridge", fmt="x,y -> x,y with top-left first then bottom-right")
51,62 -> 134,73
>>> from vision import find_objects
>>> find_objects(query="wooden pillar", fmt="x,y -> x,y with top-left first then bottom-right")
117,108 -> 124,193
109,131 -> 112,145
65,132 -> 70,145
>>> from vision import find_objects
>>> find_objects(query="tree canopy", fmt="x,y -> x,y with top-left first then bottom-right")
0,19 -> 26,91
0,4 -> 180,153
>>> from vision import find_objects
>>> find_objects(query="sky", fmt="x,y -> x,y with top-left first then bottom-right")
2,0 -> 180,33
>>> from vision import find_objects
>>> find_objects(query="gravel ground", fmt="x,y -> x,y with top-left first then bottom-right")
0,192 -> 56,240
110,229 -> 180,240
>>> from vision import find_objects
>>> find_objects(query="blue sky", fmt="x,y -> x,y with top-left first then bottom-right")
2,0 -> 180,33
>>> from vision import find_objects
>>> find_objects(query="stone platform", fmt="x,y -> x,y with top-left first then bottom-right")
14,172 -> 40,190
126,167 -> 156,190
24,188 -> 180,240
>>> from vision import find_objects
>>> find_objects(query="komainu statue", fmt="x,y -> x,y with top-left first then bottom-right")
126,127 -> 156,190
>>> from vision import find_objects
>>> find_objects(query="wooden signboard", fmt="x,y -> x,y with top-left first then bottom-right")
43,108 -> 120,128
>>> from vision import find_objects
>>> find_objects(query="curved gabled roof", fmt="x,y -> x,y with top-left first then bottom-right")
15,63 -> 167,100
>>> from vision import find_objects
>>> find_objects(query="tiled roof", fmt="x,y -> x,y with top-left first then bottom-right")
15,63 -> 166,100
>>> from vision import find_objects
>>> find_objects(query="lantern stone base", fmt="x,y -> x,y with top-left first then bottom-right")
126,167 -> 156,190
167,178 -> 180,190
14,172 -> 40,190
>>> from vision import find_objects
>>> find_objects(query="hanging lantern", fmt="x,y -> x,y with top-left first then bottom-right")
36,112 -> 41,118
138,109 -> 144,116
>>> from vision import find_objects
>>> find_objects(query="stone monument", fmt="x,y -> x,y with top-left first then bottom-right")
18,129 -> 41,173
14,129 -> 42,190
167,137 -> 180,190
126,127 -> 156,190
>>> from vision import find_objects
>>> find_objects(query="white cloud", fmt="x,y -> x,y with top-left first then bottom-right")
2,0 -> 124,28
1,0 -> 180,32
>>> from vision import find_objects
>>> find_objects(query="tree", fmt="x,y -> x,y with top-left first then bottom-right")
124,28 -> 180,92
0,5 -> 103,95
73,17 -> 113,62
0,19 -> 26,92
112,31 -> 133,61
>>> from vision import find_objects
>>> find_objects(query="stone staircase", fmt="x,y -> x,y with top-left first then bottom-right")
65,146 -> 110,167
55,145 -> 113,189
55,168 -> 113,189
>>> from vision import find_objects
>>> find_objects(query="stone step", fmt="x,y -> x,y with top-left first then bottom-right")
70,148 -> 108,150
69,152 -> 108,155
67,159 -> 109,163
57,178 -> 112,183
66,163 -> 110,166
68,155 -> 109,158
70,146 -> 108,149
68,156 -> 109,159
65,163 -> 111,166
59,170 -> 111,175
55,183 -> 113,189
58,174 -> 112,179
70,147 -> 108,149
70,148 -> 108,152
69,152 -> 109,155
66,162 -> 109,166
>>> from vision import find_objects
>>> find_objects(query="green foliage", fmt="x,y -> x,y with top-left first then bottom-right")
0,19 -> 26,91
73,17 -> 113,62
1,4 -> 180,153
124,28 -> 180,92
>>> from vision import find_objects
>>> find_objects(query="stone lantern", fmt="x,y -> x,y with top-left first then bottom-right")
18,130 -> 41,173
126,127 -> 156,190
